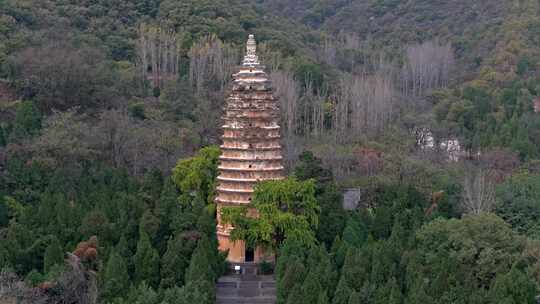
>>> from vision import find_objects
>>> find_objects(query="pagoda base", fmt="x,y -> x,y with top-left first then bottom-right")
218,234 -> 273,264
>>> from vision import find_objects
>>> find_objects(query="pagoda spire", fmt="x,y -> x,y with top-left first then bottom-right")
242,34 -> 260,66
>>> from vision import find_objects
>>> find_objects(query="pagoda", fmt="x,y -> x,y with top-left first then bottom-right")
216,35 -> 284,263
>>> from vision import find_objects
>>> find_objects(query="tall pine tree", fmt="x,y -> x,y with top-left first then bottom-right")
43,236 -> 63,274
102,248 -> 130,301
133,230 -> 160,287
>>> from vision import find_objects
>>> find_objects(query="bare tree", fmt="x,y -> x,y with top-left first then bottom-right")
270,70 -> 299,138
97,109 -> 133,169
0,270 -> 48,304
50,253 -> 98,304
335,71 -> 396,141
97,109 -> 187,176
401,40 -> 454,97
480,148 -> 521,183
258,42 -> 284,72
188,34 -> 238,96
33,109 -> 97,166
270,70 -> 301,167
316,32 -> 362,71
461,169 -> 496,215
187,35 -> 239,142
12,44 -> 114,110
136,23 -> 183,89
321,38 -> 337,66
0,253 -> 97,304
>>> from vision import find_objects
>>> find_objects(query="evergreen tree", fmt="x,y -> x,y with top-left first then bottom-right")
155,179 -> 179,245
306,245 -> 337,292
139,210 -> 160,244
0,197 -> 9,228
103,248 -> 130,301
342,247 -> 371,291
278,259 -> 306,304
184,277 -> 215,304
160,235 -> 195,288
136,0 -> 159,17
301,270 -> 323,304
375,276 -> 402,304
330,236 -> 348,269
511,124 -> 538,160
286,284 -> 304,304
317,184 -> 347,248
406,281 -> 433,304
12,100 -> 42,138
127,282 -> 160,304
43,236 -> 63,274
0,126 -> 6,146
341,216 -> 367,248
489,267 -> 537,304
117,235 -> 132,260
116,235 -> 134,277
347,291 -> 361,304
276,237 -> 306,283
294,151 -> 332,184
141,168 -> 163,201
185,237 -> 214,283
293,151 -> 346,247
162,285 -> 212,304
133,230 -> 160,287
332,276 -> 352,304
317,290 -> 329,304
387,277 -> 402,304
389,217 -> 408,250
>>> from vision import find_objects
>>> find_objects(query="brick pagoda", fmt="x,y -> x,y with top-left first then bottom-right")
216,35 -> 284,263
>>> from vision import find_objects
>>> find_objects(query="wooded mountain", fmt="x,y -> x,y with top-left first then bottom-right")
1,0 -> 539,303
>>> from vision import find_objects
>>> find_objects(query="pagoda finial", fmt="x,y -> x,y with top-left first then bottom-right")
242,34 -> 259,66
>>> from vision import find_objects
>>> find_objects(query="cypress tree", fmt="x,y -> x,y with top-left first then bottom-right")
330,236 -> 347,269
13,100 -> 41,138
347,291 -> 361,304
140,210 -> 160,243
0,126 -> 6,146
276,237 -> 305,283
117,235 -> 132,260
406,281 -> 433,304
185,238 -> 213,284
160,235 -> 194,288
184,277 -> 215,304
132,282 -> 160,304
103,248 -> 130,301
277,258 -> 306,304
0,197 -> 8,228
155,179 -> 179,233
43,236 -> 64,274
317,290 -> 329,304
286,284 -> 304,304
332,276 -> 352,304
341,247 -> 369,291
388,277 -> 402,304
341,216 -> 367,248
162,283 -> 209,304
301,270 -> 323,304
134,230 -> 160,287
309,246 -> 337,292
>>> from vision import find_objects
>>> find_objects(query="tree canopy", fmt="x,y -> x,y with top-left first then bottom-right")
222,177 -> 319,251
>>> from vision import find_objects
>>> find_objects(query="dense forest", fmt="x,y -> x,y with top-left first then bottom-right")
1,0 -> 540,303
